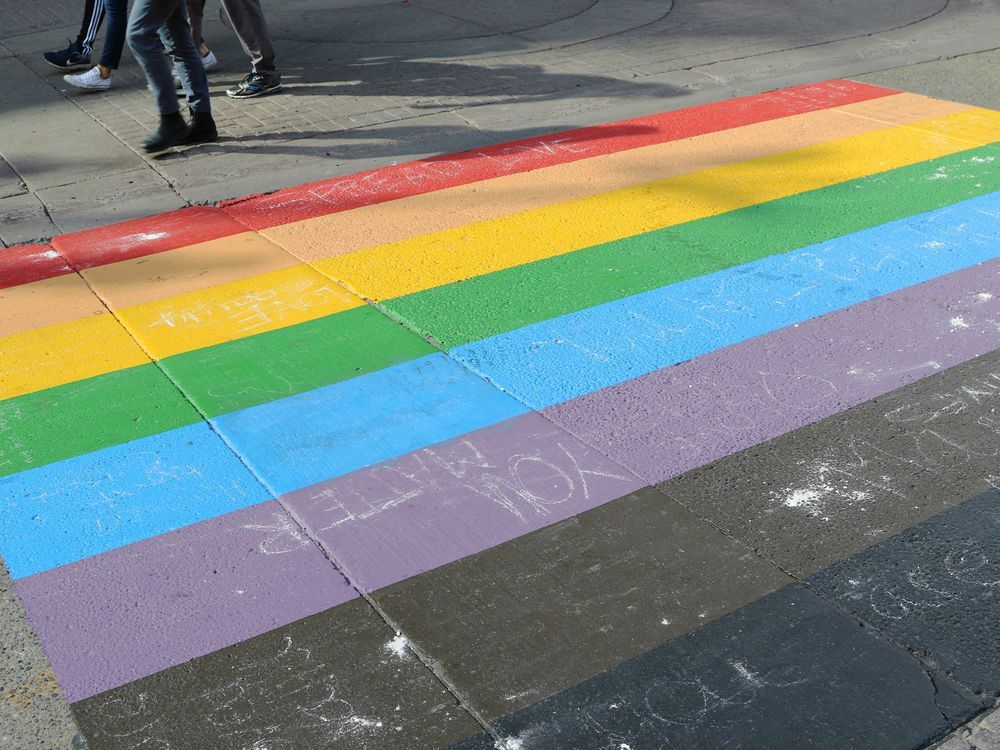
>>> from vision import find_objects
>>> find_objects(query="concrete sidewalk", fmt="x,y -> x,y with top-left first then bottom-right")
1,0 -> 998,244
2,2 -> 1000,749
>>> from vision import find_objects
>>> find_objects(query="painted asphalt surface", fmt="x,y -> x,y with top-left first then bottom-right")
1,79 -> 1000,748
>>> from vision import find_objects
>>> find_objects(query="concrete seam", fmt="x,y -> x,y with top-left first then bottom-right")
14,51 -> 192,211
506,0 -> 673,52
795,575 -> 994,739
174,234 -> 520,738
50,242 -> 500,744
269,236 -> 1000,748
667,0 -> 953,76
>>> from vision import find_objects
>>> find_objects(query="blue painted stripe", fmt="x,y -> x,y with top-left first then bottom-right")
9,193 -> 997,579
451,191 -> 1000,407
0,423 -> 269,579
213,353 -> 530,495
1,354 -> 526,578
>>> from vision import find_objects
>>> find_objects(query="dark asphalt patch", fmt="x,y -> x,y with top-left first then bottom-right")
810,488 -> 1000,698
373,486 -> 792,721
448,585 -> 983,750
71,599 -> 479,749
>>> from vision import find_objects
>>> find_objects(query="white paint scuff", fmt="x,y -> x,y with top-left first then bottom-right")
770,463 -> 871,517
384,633 -> 410,660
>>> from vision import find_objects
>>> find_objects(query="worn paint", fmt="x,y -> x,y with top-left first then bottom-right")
0,81 -> 998,748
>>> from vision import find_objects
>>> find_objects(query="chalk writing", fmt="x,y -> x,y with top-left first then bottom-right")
242,512 -> 311,555
303,436 -> 633,529
146,277 -> 347,335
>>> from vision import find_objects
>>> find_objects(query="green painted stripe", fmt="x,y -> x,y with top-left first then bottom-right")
2,147 -> 997,479
0,306 -> 435,478
383,146 -> 1000,348
0,365 -> 200,478
164,304 -> 436,417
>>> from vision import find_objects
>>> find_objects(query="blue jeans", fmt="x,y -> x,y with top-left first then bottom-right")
98,0 -> 128,69
127,0 -> 210,115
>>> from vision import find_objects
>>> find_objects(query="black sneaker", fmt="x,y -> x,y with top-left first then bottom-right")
43,40 -> 91,71
225,72 -> 281,99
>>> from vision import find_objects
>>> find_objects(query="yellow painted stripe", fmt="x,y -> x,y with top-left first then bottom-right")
1,315 -> 148,400
5,103 -> 995,400
0,93 -> 966,349
119,264 -> 363,359
314,108 -> 1000,301
0,266 -> 362,398
842,103 -> 1000,148
263,93 -> 970,263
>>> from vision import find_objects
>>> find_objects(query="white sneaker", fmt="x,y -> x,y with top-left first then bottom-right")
173,50 -> 218,89
63,65 -> 111,90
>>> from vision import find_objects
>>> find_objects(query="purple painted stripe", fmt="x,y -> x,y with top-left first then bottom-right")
281,412 -> 644,592
21,262 -> 997,705
545,260 -> 1000,483
14,501 -> 356,703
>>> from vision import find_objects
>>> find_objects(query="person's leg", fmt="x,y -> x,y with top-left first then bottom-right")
77,0 -> 107,57
161,1 -> 219,147
63,0 -> 126,90
219,0 -> 276,72
179,0 -> 216,84
161,2 -> 211,113
219,0 -> 280,97
186,0 -> 209,50
43,0 -> 105,70
97,0 -> 129,71
128,0 -> 197,151
128,0 -> 179,115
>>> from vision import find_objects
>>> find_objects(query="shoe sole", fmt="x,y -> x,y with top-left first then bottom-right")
226,83 -> 282,99
176,132 -> 219,147
44,59 -> 91,71
63,81 -> 111,91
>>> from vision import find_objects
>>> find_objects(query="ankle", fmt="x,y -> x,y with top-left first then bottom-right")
98,65 -> 111,79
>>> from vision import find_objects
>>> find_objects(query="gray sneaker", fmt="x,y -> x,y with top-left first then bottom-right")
225,72 -> 281,99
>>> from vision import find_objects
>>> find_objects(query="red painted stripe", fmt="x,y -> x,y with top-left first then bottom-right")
0,245 -> 73,290
222,79 -> 899,230
50,206 -> 245,271
4,80 -> 897,291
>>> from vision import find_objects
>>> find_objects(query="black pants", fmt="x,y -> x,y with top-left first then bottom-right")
74,0 -> 105,56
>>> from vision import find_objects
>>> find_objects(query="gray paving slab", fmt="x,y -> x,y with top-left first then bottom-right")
0,156 -> 25,200
0,57 -> 143,193
937,705 -> 1000,750
858,49 -> 1000,111
660,349 -> 1000,579
34,168 -> 187,235
71,598 -> 482,750
1,0 -> 78,39
450,585 -> 984,750
809,489 -> 1000,697
0,193 -> 59,246
0,558 -> 86,750
373,485 -> 793,722
2,0 -> 997,235
2,2 -> 1000,747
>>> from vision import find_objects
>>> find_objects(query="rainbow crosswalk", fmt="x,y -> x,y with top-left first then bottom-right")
2,80 -> 999,748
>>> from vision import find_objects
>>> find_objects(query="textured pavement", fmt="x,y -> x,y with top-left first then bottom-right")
2,2 -> 1000,750
4,78 -> 1000,748
1,0 -> 999,240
